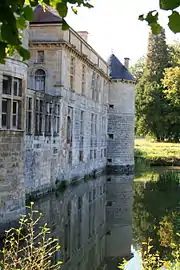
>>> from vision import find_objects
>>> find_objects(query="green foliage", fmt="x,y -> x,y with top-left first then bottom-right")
135,30 -> 180,141
163,67 -> 180,105
139,0 -> 180,34
0,0 -> 93,62
130,56 -> 145,82
0,202 -> 62,270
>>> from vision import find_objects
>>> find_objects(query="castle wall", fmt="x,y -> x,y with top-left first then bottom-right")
25,38 -> 109,194
107,81 -> 135,172
0,58 -> 27,226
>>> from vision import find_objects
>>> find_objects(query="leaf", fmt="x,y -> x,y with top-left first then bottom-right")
62,19 -> 69,30
23,5 -> 34,21
139,14 -> 144,21
16,16 -> 27,29
146,10 -> 158,24
151,23 -> 162,34
83,2 -> 94,8
168,11 -> 180,33
71,6 -> 78,14
160,0 -> 180,10
0,41 -> 7,64
1,23 -> 20,45
56,2 -> 68,17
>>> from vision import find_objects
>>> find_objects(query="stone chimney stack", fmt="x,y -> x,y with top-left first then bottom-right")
77,31 -> 89,42
124,57 -> 130,69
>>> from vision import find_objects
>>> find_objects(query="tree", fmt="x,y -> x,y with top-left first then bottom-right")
130,56 -> 145,82
163,67 -> 180,105
168,41 -> 180,67
135,28 -> 170,140
0,0 -> 180,63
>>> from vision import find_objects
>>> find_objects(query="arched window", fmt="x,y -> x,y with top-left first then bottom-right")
35,69 -> 45,91
67,116 -> 72,144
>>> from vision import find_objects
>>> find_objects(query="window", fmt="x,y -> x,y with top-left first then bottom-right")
45,102 -> 52,136
35,69 -> 45,91
96,74 -> 100,101
37,51 -> 44,63
3,76 -> 11,94
107,158 -> 112,163
108,134 -> 114,139
35,99 -> 43,135
94,149 -> 96,159
1,75 -> 23,130
13,78 -> 22,96
90,150 -> 93,160
2,99 -> 9,128
67,106 -> 73,145
12,101 -> 21,129
79,150 -> 83,162
81,64 -> 86,95
104,148 -> 107,157
68,150 -> 72,165
67,116 -> 72,144
70,56 -> 75,90
79,111 -> 84,161
26,97 -> 32,134
80,111 -> 84,136
53,104 -> 60,136
109,104 -> 114,109
91,71 -> 96,100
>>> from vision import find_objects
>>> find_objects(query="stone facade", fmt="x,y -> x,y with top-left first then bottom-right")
0,57 -> 28,226
0,5 -> 135,226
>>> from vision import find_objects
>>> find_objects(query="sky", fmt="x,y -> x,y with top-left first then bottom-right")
66,0 -> 180,66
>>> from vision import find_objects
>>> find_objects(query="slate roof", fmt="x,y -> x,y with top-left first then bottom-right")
108,54 -> 136,81
30,4 -> 63,24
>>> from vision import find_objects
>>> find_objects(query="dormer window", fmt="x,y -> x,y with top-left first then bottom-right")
35,69 -> 45,91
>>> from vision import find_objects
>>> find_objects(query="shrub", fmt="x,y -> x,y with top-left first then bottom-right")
0,202 -> 62,270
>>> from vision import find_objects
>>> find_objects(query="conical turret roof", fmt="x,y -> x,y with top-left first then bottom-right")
108,54 -> 135,81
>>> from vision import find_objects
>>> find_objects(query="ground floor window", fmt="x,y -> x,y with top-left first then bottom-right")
1,75 -> 23,130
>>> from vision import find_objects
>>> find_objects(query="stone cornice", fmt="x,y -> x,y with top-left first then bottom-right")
110,78 -> 136,85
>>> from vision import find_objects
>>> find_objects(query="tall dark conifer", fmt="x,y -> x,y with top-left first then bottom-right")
136,28 -> 170,140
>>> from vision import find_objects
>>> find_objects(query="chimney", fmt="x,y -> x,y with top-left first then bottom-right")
124,57 -> 130,69
77,31 -> 89,42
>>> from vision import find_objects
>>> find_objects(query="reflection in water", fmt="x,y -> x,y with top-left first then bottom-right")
35,174 -> 134,270
132,177 -> 180,267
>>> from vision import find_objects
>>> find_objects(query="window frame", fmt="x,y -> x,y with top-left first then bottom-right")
1,75 -> 23,130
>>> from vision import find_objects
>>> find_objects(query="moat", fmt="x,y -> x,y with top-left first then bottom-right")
31,169 -> 180,270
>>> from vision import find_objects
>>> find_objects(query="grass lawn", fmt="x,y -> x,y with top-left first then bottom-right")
135,138 -> 180,166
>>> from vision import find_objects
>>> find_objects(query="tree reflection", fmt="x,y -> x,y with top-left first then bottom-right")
132,172 -> 180,265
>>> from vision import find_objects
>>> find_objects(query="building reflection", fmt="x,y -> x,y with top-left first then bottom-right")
35,174 -> 133,270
